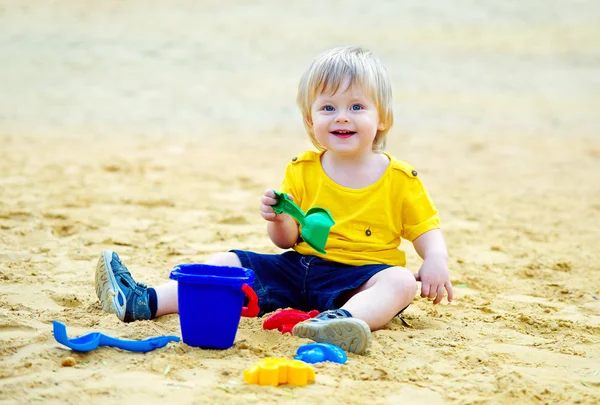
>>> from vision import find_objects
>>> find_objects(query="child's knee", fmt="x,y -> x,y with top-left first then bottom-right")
205,252 -> 242,267
386,267 -> 418,297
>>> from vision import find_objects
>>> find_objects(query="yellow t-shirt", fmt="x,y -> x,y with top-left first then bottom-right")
280,150 -> 440,267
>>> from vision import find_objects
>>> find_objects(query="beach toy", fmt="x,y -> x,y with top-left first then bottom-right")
52,320 -> 180,353
244,358 -> 316,387
294,343 -> 348,364
169,264 -> 259,349
263,309 -> 320,334
271,190 -> 334,254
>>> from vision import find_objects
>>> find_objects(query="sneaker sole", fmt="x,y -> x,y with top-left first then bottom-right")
292,318 -> 371,355
95,250 -> 126,321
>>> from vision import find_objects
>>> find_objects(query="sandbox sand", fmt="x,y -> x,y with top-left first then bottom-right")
1,1 -> 599,404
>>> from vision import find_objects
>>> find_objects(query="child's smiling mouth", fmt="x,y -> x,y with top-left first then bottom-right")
331,130 -> 356,138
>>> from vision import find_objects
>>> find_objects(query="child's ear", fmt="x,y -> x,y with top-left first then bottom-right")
377,122 -> 385,131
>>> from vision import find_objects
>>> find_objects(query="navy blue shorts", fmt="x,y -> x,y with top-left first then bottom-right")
231,250 -> 393,316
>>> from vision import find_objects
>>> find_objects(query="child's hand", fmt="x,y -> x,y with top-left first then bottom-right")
414,256 -> 453,305
260,189 -> 293,222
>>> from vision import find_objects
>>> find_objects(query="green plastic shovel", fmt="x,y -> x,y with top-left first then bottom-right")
272,190 -> 335,254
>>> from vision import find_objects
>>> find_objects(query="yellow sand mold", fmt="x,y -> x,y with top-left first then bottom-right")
243,358 -> 316,387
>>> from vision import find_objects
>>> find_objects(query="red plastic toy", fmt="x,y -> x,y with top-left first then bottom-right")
241,284 -> 260,317
263,309 -> 320,334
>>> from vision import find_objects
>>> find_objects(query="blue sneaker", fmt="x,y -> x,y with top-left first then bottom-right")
292,309 -> 371,355
95,250 -> 151,322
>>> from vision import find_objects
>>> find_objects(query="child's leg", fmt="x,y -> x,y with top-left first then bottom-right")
292,264 -> 417,354
153,252 -> 242,317
340,266 -> 417,330
95,250 -> 242,322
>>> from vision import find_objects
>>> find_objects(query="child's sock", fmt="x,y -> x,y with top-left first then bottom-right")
148,288 -> 157,318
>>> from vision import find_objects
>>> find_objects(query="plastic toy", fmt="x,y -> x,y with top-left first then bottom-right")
271,190 -> 335,254
294,343 -> 347,364
53,320 -> 180,353
263,309 -> 320,334
169,264 -> 258,349
244,358 -> 316,387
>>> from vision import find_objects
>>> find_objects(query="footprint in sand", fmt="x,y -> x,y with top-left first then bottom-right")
48,292 -> 83,308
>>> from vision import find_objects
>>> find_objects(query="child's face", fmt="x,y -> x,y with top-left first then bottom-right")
310,77 -> 384,156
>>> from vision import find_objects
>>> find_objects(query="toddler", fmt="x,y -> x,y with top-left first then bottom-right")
95,46 -> 453,354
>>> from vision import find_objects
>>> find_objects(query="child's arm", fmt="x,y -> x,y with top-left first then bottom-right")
260,189 -> 300,249
412,229 -> 454,305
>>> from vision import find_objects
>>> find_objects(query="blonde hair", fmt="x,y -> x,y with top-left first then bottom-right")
296,46 -> 394,151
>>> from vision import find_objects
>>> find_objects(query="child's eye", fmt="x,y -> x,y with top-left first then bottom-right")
323,105 -> 335,112
351,104 -> 363,111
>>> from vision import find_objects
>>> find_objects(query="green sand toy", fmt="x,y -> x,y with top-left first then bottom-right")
272,190 -> 335,254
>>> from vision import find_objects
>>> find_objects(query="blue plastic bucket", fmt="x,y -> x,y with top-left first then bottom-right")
169,264 -> 259,349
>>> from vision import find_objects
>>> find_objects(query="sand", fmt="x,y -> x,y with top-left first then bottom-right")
1,1 -> 599,404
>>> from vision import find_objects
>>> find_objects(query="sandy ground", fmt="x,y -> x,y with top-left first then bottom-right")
1,1 -> 600,404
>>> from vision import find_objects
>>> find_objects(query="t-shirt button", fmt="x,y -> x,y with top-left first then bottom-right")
411,170 -> 418,177
292,156 -> 298,162
365,229 -> 372,236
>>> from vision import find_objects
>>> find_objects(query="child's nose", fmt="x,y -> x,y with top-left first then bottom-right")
334,112 -> 350,123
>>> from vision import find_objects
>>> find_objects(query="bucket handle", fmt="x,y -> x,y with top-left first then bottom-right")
241,284 -> 259,317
